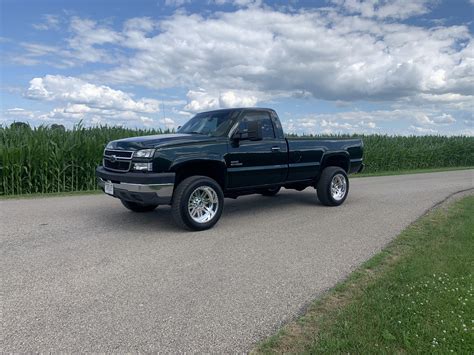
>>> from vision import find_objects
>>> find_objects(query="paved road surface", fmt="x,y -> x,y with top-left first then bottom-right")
1,170 -> 473,352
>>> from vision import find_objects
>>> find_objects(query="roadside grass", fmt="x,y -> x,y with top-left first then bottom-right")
353,166 -> 473,178
254,195 -> 474,354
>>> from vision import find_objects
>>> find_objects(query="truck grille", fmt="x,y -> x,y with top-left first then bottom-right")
103,149 -> 133,172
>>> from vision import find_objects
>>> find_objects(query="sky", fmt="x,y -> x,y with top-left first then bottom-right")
0,0 -> 473,136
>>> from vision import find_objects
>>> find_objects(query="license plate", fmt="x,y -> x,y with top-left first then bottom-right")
104,181 -> 114,195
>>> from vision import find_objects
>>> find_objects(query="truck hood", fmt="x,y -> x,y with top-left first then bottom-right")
108,133 -> 220,150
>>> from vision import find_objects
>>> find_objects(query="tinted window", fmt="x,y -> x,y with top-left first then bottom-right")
240,112 -> 275,139
178,111 -> 236,137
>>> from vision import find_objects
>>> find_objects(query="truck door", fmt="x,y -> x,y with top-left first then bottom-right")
226,110 -> 288,189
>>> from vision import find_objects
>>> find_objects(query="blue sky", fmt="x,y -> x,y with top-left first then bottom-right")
0,0 -> 473,135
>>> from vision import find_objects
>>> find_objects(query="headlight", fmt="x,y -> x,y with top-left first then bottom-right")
134,149 -> 155,158
105,142 -> 114,149
132,162 -> 153,171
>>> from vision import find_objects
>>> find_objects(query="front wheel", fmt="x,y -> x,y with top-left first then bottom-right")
316,167 -> 349,206
171,176 -> 224,231
121,200 -> 159,212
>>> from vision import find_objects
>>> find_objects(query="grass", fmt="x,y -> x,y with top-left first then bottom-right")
1,123 -> 473,196
255,195 -> 474,354
353,166 -> 474,178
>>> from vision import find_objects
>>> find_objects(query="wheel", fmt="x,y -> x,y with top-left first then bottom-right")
261,186 -> 281,196
171,176 -> 224,231
121,200 -> 159,212
316,166 -> 349,206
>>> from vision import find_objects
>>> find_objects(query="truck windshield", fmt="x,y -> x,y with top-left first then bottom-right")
178,111 -> 236,137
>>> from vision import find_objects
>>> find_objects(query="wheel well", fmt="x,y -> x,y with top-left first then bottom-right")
322,154 -> 350,172
173,161 -> 226,189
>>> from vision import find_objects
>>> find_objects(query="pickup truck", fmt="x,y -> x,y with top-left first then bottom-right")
96,108 -> 363,231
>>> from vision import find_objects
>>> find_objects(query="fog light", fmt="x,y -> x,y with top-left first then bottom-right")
132,162 -> 153,171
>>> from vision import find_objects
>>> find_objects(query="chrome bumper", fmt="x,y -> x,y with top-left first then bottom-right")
98,178 -> 174,205
96,165 -> 176,206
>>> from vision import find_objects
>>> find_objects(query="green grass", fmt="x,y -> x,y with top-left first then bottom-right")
255,195 -> 474,354
353,166 -> 474,178
1,123 -> 473,196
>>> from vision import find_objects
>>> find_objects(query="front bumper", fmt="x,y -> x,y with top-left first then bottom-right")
96,166 -> 175,205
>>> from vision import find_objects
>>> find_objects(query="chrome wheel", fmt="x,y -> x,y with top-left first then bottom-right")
330,174 -> 347,201
188,186 -> 219,223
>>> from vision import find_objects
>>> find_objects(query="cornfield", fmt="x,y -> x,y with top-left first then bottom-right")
1,124 -> 473,196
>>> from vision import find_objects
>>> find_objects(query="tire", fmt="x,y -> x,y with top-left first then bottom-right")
171,176 -> 224,231
261,186 -> 281,196
316,167 -> 349,206
121,200 -> 159,212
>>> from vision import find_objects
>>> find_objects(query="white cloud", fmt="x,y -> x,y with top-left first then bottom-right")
8,4 -> 474,134
3,108 -> 35,119
67,17 -> 123,63
409,125 -> 438,134
24,76 -> 160,127
32,14 -> 61,30
331,0 -> 435,20
26,75 -> 160,113
164,0 -> 192,6
89,6 -> 472,107
159,117 -> 176,129
282,108 -> 457,135
183,89 -> 259,112
214,0 -> 263,7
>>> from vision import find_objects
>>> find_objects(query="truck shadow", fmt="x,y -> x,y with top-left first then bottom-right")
100,190 -> 323,234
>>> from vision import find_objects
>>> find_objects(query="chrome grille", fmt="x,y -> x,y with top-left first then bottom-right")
103,149 -> 134,172
104,150 -> 133,158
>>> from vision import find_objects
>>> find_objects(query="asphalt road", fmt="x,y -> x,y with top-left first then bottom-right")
1,170 -> 473,352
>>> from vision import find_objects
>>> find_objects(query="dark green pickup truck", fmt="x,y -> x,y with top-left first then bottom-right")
96,108 -> 363,230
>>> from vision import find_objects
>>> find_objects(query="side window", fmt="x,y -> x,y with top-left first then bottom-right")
240,112 -> 275,139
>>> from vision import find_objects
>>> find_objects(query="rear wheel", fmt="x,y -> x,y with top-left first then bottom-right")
317,166 -> 349,206
261,186 -> 281,196
171,176 -> 224,231
121,200 -> 159,212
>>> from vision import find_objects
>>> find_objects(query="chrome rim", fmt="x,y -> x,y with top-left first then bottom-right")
330,174 -> 347,201
188,186 -> 219,224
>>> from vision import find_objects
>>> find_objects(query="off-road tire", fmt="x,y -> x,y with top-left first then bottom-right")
316,166 -> 349,206
171,175 -> 224,231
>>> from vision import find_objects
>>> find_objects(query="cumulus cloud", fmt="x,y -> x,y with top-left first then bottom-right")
15,6 -> 474,108
89,6 -> 472,107
282,108 -> 458,135
24,76 -> 161,127
9,3 -> 474,134
183,89 -> 259,112
26,75 -> 160,113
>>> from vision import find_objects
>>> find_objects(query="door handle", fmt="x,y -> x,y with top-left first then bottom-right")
271,146 -> 281,152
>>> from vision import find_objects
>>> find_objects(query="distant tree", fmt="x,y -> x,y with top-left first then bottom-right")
51,124 -> 65,131
10,121 -> 30,129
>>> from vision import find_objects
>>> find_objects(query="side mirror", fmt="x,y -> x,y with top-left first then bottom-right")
233,120 -> 263,141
